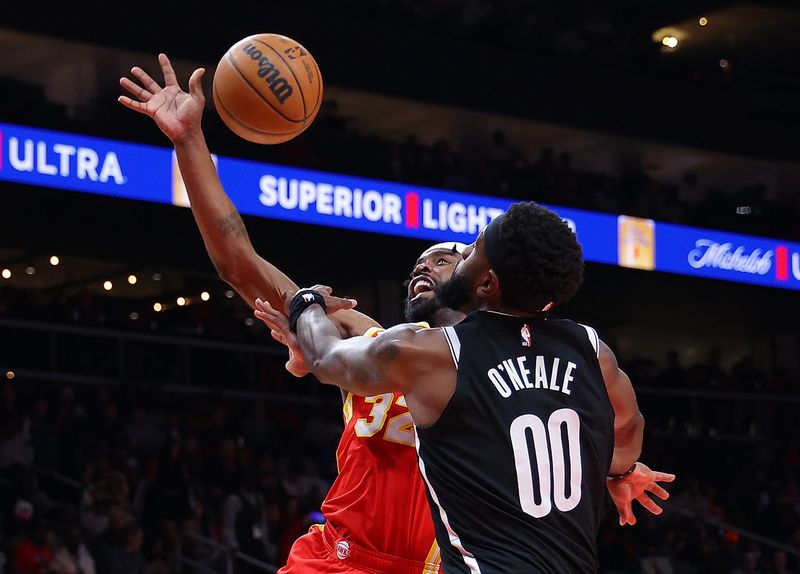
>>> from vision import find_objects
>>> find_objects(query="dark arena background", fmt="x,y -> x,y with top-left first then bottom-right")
2,1 -> 800,573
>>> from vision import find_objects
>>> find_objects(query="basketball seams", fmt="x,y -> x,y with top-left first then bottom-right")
213,82 -> 299,142
308,57 -> 323,129
213,81 -> 297,135
224,49 -> 304,124
253,38 -> 309,124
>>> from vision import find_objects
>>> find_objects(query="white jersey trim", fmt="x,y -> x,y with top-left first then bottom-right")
415,434 -> 482,574
442,326 -> 461,367
579,324 -> 600,357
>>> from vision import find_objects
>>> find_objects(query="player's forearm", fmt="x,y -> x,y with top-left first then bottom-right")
609,412 -> 644,475
173,129 -> 258,281
297,307 -> 387,394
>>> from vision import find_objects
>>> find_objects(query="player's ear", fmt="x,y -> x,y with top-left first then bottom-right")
477,269 -> 500,298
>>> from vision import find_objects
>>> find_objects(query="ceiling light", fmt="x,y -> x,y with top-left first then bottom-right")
661,36 -> 678,49
719,59 -> 730,69
1,269 -> 10,279
225,290 -> 235,299
128,274 -> 138,285
5,370 -> 15,380
698,17 -> 708,26
152,273 -> 162,281
129,312 -> 140,320
25,266 -> 35,275
245,317 -> 255,326
176,297 -> 187,306
201,291 -> 210,301
49,256 -> 60,266
153,302 -> 163,312
103,281 -> 113,291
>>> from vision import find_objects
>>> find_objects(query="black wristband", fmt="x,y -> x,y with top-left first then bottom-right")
607,463 -> 637,479
288,289 -> 327,332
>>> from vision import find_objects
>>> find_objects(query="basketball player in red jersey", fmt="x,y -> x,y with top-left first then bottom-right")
119,54 -> 673,574
119,53 -> 457,574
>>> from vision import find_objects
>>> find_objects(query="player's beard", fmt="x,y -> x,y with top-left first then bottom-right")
435,272 -> 472,313
404,293 -> 444,323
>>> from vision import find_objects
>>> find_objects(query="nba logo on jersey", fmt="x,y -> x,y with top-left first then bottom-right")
521,323 -> 532,347
302,293 -> 315,303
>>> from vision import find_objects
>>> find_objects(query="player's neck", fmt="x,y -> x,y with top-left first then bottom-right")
429,307 -> 466,328
478,299 -> 531,317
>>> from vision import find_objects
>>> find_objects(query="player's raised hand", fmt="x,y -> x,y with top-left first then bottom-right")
607,462 -> 675,526
254,298 -> 310,377
118,53 -> 206,143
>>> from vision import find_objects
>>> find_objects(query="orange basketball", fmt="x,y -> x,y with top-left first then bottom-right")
212,33 -> 323,144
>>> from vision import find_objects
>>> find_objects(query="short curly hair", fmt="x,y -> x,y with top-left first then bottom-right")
494,201 -> 584,313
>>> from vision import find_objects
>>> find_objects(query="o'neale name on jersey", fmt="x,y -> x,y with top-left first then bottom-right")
487,355 -> 577,398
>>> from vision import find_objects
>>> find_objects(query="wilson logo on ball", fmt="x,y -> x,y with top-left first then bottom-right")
241,43 -> 294,104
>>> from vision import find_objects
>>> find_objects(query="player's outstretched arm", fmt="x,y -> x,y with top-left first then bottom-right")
118,54 -> 379,338
598,339 -> 645,475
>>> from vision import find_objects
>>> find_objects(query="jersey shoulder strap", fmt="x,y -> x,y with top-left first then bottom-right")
363,321 -> 430,339
577,322 -> 600,357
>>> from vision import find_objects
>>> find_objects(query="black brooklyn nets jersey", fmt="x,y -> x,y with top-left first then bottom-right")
415,310 -> 615,574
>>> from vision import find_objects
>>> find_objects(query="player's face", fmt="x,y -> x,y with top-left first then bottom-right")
436,233 -> 490,312
404,249 -> 462,322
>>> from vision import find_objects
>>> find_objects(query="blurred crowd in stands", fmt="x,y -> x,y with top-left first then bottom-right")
1,330 -> 798,573
0,381 -> 342,574
1,370 -> 799,574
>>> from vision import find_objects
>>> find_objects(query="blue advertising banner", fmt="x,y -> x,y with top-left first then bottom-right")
656,222 -> 800,291
1,121 -> 798,291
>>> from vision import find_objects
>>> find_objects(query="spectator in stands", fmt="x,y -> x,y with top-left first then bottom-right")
733,548 -> 765,574
657,349 -> 687,388
221,471 -> 274,567
50,522 -> 96,574
688,347 -> 729,389
768,550 -> 798,574
13,518 -> 55,574
91,522 -> 147,574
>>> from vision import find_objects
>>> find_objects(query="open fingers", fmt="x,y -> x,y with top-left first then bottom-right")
119,76 -> 152,102
130,65 -> 163,95
617,502 -> 633,526
188,67 -> 206,100
254,309 -> 284,332
158,53 -> 180,88
652,472 -> 676,483
255,298 -> 284,316
636,494 -> 663,515
646,482 -> 671,500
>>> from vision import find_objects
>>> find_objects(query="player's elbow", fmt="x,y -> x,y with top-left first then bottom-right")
214,245 -> 260,284
310,354 -> 355,388
214,261 -> 235,285
215,261 -> 257,298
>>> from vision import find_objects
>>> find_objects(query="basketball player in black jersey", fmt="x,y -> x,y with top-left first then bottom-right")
258,201 -> 674,573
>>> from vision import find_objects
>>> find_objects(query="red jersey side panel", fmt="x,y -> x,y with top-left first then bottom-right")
319,326 -> 440,566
